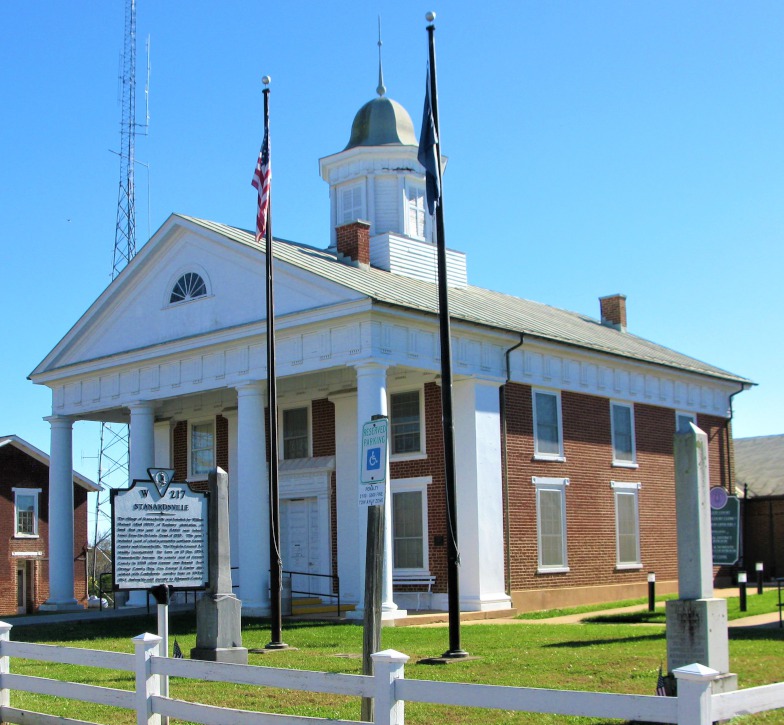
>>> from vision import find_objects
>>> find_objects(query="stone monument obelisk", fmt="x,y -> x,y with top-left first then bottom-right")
665,423 -> 735,693
191,467 -> 248,664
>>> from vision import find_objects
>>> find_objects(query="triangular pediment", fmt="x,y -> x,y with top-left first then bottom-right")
32,215 -> 365,377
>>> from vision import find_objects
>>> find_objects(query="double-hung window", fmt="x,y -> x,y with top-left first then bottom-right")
533,390 -> 564,460
391,477 -> 430,572
612,481 -> 642,568
611,402 -> 637,467
390,390 -> 422,456
533,477 -> 569,572
14,489 -> 40,537
282,407 -> 309,460
190,421 -> 215,478
676,411 -> 696,434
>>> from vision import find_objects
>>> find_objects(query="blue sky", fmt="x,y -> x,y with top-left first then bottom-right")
2,1 -> 782,506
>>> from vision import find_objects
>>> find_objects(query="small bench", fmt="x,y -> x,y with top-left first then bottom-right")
392,573 -> 436,611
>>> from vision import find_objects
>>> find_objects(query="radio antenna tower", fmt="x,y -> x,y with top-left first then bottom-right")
92,0 -> 149,581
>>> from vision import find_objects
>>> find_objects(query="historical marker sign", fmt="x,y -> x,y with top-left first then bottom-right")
710,489 -> 740,566
360,418 -> 388,507
112,469 -> 209,590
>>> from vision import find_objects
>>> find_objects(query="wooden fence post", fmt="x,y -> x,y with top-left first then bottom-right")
674,662 -> 719,725
0,621 -> 12,715
371,649 -> 409,725
133,632 -> 162,725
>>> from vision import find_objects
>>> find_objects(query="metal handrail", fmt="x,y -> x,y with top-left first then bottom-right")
97,572 -> 115,610
282,569 -> 341,617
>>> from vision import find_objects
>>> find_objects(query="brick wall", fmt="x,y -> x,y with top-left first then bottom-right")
0,444 -> 90,615
501,383 -> 733,599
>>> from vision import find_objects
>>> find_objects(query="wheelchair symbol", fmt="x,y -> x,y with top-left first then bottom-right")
366,447 -> 381,471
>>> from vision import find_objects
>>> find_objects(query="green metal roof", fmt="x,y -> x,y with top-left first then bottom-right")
178,215 -> 750,385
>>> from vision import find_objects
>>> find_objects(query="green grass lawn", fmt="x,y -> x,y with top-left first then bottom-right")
582,590 -> 783,625
6,611 -> 784,724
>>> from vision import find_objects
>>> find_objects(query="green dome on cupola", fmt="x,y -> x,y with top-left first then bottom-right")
344,95 -> 418,150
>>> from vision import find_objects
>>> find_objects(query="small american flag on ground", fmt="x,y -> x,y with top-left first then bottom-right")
173,639 -> 183,659
252,120 -> 271,243
656,664 -> 667,696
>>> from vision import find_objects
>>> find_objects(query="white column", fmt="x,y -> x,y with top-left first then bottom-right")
236,382 -> 270,615
41,415 -> 80,610
453,378 -> 511,611
153,420 -> 173,468
224,409 -> 240,578
355,363 -> 404,619
127,402 -> 156,607
332,392 -> 360,606
129,402 -> 156,483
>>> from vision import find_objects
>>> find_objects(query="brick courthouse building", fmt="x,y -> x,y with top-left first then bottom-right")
30,83 -> 751,616
0,436 -> 97,614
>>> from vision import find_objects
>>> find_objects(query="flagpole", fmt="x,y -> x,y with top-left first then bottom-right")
425,12 -> 467,659
261,76 -> 287,650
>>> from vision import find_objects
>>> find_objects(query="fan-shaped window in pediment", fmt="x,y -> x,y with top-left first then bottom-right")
170,272 -> 207,304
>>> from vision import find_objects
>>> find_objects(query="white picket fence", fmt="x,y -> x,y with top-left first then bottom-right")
0,622 -> 781,725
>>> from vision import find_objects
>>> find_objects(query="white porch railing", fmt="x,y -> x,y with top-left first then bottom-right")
0,622 -> 781,724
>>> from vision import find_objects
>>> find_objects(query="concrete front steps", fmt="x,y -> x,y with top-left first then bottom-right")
289,597 -> 355,618
287,598 -> 517,625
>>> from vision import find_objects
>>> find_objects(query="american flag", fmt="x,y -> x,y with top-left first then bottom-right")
173,639 -> 183,659
656,664 -> 667,696
252,120 -> 271,242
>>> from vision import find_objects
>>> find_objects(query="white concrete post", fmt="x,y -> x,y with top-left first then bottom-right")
133,633 -> 162,725
42,415 -> 79,610
674,663 -> 719,725
355,363 -> 397,616
371,649 -> 409,725
236,382 -> 270,615
0,622 -> 11,711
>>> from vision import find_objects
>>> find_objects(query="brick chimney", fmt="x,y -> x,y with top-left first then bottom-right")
335,220 -> 371,267
599,294 -> 627,332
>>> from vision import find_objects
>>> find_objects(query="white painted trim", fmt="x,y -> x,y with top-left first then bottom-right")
390,476 -> 432,575
612,483 -> 642,567
610,401 -> 636,466
13,489 -> 40,538
279,402 -> 312,461
532,389 -> 564,460
532,476 -> 569,571
187,417 -> 215,482
389,387 -> 426,459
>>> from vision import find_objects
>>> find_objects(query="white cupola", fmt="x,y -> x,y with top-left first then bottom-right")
318,45 -> 466,287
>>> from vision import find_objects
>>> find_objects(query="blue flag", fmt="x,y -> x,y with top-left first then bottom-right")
417,66 -> 441,215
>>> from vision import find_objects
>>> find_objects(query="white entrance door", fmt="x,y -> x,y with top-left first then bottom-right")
281,498 -> 324,597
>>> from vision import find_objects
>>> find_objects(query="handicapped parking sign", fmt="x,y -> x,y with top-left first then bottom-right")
360,418 -> 388,506
366,447 -> 381,471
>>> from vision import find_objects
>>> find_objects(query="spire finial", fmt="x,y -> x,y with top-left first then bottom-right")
376,16 -> 386,97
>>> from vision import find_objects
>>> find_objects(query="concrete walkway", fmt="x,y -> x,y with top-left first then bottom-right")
409,588 -> 784,629
3,588 -> 781,630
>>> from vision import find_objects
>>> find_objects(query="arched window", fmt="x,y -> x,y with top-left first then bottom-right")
169,272 -> 207,304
